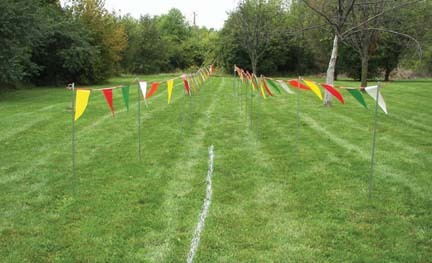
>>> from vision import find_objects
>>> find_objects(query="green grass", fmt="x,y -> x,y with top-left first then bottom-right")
0,75 -> 431,262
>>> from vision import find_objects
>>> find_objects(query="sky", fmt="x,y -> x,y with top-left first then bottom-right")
102,0 -> 241,30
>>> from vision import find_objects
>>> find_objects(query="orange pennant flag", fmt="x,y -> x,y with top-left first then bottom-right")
146,82 -> 159,99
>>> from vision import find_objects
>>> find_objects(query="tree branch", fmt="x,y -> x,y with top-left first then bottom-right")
341,0 -> 422,36
344,27 -> 423,58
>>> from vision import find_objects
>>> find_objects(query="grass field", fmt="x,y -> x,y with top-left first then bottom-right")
0,75 -> 431,262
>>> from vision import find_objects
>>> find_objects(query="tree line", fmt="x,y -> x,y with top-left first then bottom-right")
1,0 -> 431,90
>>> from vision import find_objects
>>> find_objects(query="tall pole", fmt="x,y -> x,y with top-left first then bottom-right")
179,88 -> 187,143
250,80 -> 254,127
296,76 -> 300,157
189,75 -> 194,129
257,76 -> 263,141
245,79 -> 248,121
368,83 -> 380,199
138,83 -> 142,161
71,83 -> 76,192
239,75 -> 243,112
233,66 -> 236,98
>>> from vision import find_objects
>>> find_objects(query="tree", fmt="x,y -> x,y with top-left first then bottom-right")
301,0 -> 421,104
300,0 -> 356,105
0,0 -> 41,88
156,8 -> 191,71
70,0 -> 127,83
231,0 -> 285,75
29,1 -> 98,85
121,15 -> 168,74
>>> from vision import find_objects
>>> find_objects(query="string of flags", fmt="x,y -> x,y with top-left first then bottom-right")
72,65 -> 215,121
234,65 -> 388,114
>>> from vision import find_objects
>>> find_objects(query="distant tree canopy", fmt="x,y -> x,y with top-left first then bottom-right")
0,0 -> 431,89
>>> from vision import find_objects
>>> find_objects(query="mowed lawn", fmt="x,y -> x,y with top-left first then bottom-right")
0,75 -> 431,262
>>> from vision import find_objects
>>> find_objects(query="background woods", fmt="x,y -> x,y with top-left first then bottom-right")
0,0 -> 430,89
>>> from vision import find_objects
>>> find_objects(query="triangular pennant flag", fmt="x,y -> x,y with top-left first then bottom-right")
262,79 -> 274,96
320,84 -> 345,104
288,79 -> 310,90
74,89 -> 91,121
277,80 -> 294,94
102,89 -> 115,116
121,85 -> 130,111
238,70 -> 244,82
303,79 -> 323,101
265,79 -> 281,94
252,74 -> 260,89
188,77 -> 197,93
146,82 -> 159,99
245,71 -> 252,80
365,85 -> 388,114
139,81 -> 147,100
167,79 -> 174,104
347,88 -> 367,109
182,75 -> 190,95
259,82 -> 267,99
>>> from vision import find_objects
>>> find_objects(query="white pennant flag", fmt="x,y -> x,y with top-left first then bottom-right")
277,80 -> 294,94
139,81 -> 147,99
365,85 -> 388,114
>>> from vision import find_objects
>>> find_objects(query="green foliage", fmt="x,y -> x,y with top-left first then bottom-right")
217,0 -> 319,75
70,0 -> 127,83
337,44 -> 380,81
0,0 -> 41,87
120,9 -> 218,75
1,0 -> 430,89
121,15 -> 168,74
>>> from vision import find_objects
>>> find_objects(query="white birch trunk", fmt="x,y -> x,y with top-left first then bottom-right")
324,34 -> 339,106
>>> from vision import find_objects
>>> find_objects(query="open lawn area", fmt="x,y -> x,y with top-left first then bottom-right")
0,75 -> 431,262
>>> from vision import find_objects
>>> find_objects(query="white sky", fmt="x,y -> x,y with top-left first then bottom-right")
103,0 -> 241,29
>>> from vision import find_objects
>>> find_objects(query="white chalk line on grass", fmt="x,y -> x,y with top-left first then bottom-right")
186,145 -> 214,263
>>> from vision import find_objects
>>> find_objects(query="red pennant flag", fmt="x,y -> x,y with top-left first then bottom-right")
245,71 -> 252,80
182,75 -> 190,95
320,84 -> 345,104
146,82 -> 160,99
288,79 -> 310,90
102,89 -> 114,116
262,79 -> 274,96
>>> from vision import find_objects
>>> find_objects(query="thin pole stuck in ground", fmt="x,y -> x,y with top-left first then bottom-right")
368,83 -> 381,200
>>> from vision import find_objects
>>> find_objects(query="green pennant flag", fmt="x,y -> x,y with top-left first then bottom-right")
347,89 -> 367,109
266,79 -> 282,94
121,85 -> 130,111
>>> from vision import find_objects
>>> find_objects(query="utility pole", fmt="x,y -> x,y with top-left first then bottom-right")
193,11 -> 197,27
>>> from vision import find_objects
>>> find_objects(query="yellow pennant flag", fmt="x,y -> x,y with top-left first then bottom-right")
167,79 -> 174,104
303,79 -> 323,101
74,89 -> 91,121
260,83 -> 266,99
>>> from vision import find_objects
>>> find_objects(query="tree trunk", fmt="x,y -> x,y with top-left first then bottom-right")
252,60 -> 257,75
324,34 -> 339,106
360,51 -> 369,87
384,68 -> 391,81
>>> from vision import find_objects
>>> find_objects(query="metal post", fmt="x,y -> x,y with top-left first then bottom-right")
257,77 -> 262,141
245,80 -> 248,121
71,83 -> 76,192
233,66 -> 236,98
179,89 -> 187,143
296,76 -> 300,157
239,77 -> 243,113
138,83 -> 142,161
250,83 -> 254,127
189,76 -> 193,129
368,83 -> 380,199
